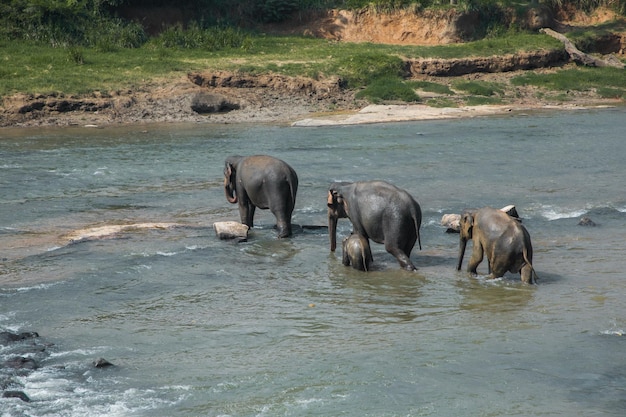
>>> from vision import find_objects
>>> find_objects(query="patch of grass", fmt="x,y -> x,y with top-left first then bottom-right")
463,95 -> 503,106
355,77 -> 420,103
334,52 -> 406,88
511,67 -> 626,92
596,87 -> 626,99
149,24 -> 254,51
454,80 -> 503,96
426,97 -> 458,108
407,80 -> 454,95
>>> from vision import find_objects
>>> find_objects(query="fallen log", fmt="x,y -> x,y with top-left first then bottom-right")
540,28 -> 625,68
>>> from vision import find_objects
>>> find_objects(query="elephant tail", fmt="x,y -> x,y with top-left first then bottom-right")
417,227 -> 422,250
413,209 -> 422,251
522,246 -> 539,284
289,175 -> 298,209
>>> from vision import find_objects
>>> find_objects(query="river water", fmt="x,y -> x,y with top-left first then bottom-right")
1,108 -> 625,416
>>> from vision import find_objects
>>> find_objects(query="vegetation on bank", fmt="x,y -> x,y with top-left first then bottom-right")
1,0 -> 625,107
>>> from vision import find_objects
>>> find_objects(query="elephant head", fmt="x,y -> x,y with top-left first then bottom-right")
223,156 -> 241,204
457,210 -> 475,271
327,183 -> 350,252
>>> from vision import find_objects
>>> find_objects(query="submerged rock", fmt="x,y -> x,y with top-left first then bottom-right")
93,358 -> 115,368
2,390 -> 31,402
578,216 -> 597,226
0,331 -> 39,345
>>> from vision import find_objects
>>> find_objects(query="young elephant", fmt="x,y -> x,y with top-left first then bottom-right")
342,233 -> 373,271
223,155 -> 298,238
457,206 -> 538,284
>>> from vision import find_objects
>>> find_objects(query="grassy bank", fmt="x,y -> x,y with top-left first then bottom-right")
2,32 -> 625,106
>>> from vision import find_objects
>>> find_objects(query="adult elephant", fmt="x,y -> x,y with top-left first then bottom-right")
224,155 -> 298,238
457,206 -> 538,284
328,181 -> 422,271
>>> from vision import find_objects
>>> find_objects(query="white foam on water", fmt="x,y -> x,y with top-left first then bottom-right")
540,206 -> 588,221
156,251 -> 178,257
3,367 -> 191,417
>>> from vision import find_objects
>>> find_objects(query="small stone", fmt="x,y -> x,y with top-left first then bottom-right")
93,357 -> 114,368
578,216 -> 597,226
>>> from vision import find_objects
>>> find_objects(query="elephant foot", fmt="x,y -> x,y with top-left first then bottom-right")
276,226 -> 292,239
401,262 -> 417,272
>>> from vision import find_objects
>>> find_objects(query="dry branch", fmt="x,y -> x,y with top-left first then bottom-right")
540,28 -> 625,68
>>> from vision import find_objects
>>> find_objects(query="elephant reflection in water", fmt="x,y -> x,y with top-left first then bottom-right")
457,206 -> 538,284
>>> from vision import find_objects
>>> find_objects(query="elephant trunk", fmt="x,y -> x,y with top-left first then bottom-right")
224,177 -> 237,204
457,237 -> 467,271
328,210 -> 338,252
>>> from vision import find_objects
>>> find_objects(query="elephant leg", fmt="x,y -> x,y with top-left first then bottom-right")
242,203 -> 256,228
520,264 -> 536,284
272,209 -> 292,238
342,248 -> 351,266
467,243 -> 483,275
401,236 -> 417,261
385,243 -> 416,271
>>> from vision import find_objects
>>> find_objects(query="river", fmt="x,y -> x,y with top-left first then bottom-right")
1,107 -> 625,416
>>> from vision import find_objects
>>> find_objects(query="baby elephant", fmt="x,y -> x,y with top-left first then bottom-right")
342,233 -> 373,272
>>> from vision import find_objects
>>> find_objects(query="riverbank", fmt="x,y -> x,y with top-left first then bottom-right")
1,65 -> 622,129
1,6 -> 624,129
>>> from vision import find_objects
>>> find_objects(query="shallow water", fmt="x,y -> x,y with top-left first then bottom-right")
1,108 -> 626,416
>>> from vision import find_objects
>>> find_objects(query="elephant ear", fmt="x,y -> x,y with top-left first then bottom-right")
461,212 -> 474,238
327,190 -> 339,207
224,163 -> 235,179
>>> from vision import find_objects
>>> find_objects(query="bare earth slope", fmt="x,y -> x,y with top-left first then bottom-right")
1,8 -> 624,128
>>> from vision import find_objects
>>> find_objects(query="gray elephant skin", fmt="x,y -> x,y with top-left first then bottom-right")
328,180 -> 422,271
224,155 -> 298,238
457,206 -> 538,284
342,233 -> 373,271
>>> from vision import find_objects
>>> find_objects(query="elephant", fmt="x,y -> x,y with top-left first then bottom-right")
328,180 -> 422,271
224,155 -> 298,238
457,206 -> 538,284
342,233 -> 373,271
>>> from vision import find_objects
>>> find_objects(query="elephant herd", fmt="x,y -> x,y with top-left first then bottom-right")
223,154 -> 538,284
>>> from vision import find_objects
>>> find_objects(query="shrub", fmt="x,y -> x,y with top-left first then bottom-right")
151,24 -> 253,51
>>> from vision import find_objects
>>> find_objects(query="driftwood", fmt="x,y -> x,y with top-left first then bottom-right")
540,28 -> 625,68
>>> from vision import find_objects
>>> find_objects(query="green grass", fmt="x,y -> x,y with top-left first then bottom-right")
2,28 -> 624,108
453,80 -> 504,96
511,67 -> 626,92
407,80 -> 454,95
355,77 -> 420,103
0,30 -> 565,98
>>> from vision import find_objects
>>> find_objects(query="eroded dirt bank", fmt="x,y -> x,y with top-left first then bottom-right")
1,8 -> 625,128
